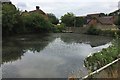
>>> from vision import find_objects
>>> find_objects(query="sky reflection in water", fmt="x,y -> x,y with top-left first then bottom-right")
2,33 -> 112,78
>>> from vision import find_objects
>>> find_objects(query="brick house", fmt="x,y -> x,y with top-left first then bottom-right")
22,6 -> 48,19
29,6 -> 46,16
87,13 -> 118,30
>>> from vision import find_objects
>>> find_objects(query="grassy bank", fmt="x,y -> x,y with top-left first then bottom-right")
86,26 -> 120,37
84,34 -> 120,72
100,30 -> 120,37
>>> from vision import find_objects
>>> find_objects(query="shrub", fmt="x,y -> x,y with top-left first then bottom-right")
99,30 -> 120,37
47,13 -> 59,25
21,13 -> 53,33
87,26 -> 101,35
61,12 -> 75,27
52,23 -> 65,33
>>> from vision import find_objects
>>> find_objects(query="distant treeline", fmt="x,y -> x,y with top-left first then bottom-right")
2,2 -> 120,36
2,2 -> 87,36
2,2 -> 61,36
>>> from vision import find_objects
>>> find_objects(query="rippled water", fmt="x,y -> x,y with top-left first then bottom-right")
2,33 -> 113,78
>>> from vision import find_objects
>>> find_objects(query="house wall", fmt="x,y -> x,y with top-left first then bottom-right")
96,23 -> 118,30
65,27 -> 89,34
88,19 -> 97,26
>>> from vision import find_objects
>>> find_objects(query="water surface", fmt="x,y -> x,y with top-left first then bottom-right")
2,33 -> 113,78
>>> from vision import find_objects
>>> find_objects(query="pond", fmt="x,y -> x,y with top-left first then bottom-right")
2,33 -> 113,78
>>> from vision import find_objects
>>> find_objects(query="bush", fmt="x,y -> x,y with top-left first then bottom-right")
47,13 -> 59,25
21,13 -> 53,33
52,24 -> 65,33
61,12 -> 75,27
87,26 -> 101,35
100,30 -> 120,37
75,17 -> 85,27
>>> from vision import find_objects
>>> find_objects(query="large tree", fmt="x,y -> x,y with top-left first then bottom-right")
47,13 -> 59,25
61,12 -> 75,27
22,13 -> 53,33
2,2 -> 53,35
75,17 -> 85,27
2,2 -> 21,35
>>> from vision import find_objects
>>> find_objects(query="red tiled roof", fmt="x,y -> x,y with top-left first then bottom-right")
29,9 -> 46,15
87,13 -> 100,18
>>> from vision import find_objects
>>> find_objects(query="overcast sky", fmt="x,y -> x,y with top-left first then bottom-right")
10,0 -> 120,18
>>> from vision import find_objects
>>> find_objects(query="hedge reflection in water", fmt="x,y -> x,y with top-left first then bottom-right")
2,34 -> 55,63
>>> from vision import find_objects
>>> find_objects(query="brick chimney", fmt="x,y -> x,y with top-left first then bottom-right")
36,6 -> 40,10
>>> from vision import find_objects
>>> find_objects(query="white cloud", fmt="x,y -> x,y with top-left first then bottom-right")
1,0 -> 10,2
17,2 -> 27,10
10,0 -> 120,18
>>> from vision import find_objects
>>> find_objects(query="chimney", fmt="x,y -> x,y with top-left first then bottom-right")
36,6 -> 40,10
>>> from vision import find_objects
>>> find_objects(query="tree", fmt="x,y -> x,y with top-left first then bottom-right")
47,13 -> 59,25
75,17 -> 85,27
2,2 -> 53,35
22,13 -> 53,33
99,13 -> 106,17
114,14 -> 120,29
61,12 -> 75,27
118,15 -> 120,25
117,15 -> 120,29
2,2 -> 21,35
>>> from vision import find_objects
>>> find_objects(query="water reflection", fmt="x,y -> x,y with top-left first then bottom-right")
2,33 -> 113,78
2,34 -> 55,63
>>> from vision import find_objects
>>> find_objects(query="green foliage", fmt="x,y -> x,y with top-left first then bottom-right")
100,30 -> 120,37
47,13 -> 59,25
87,26 -> 101,35
22,13 -> 52,33
75,17 -> 85,27
99,13 -> 106,17
114,14 -> 120,28
118,15 -> 120,28
84,35 -> 120,72
61,12 -> 75,27
2,3 -> 21,35
52,23 -> 65,33
2,3 -> 55,36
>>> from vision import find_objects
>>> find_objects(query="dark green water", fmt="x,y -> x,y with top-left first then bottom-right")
2,33 -> 113,78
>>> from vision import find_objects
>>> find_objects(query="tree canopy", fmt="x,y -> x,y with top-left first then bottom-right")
2,2 -> 55,36
75,17 -> 85,27
2,3 -> 21,35
61,12 -> 75,27
61,12 -> 85,27
21,13 -> 53,33
47,13 -> 59,25
114,14 -> 120,29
